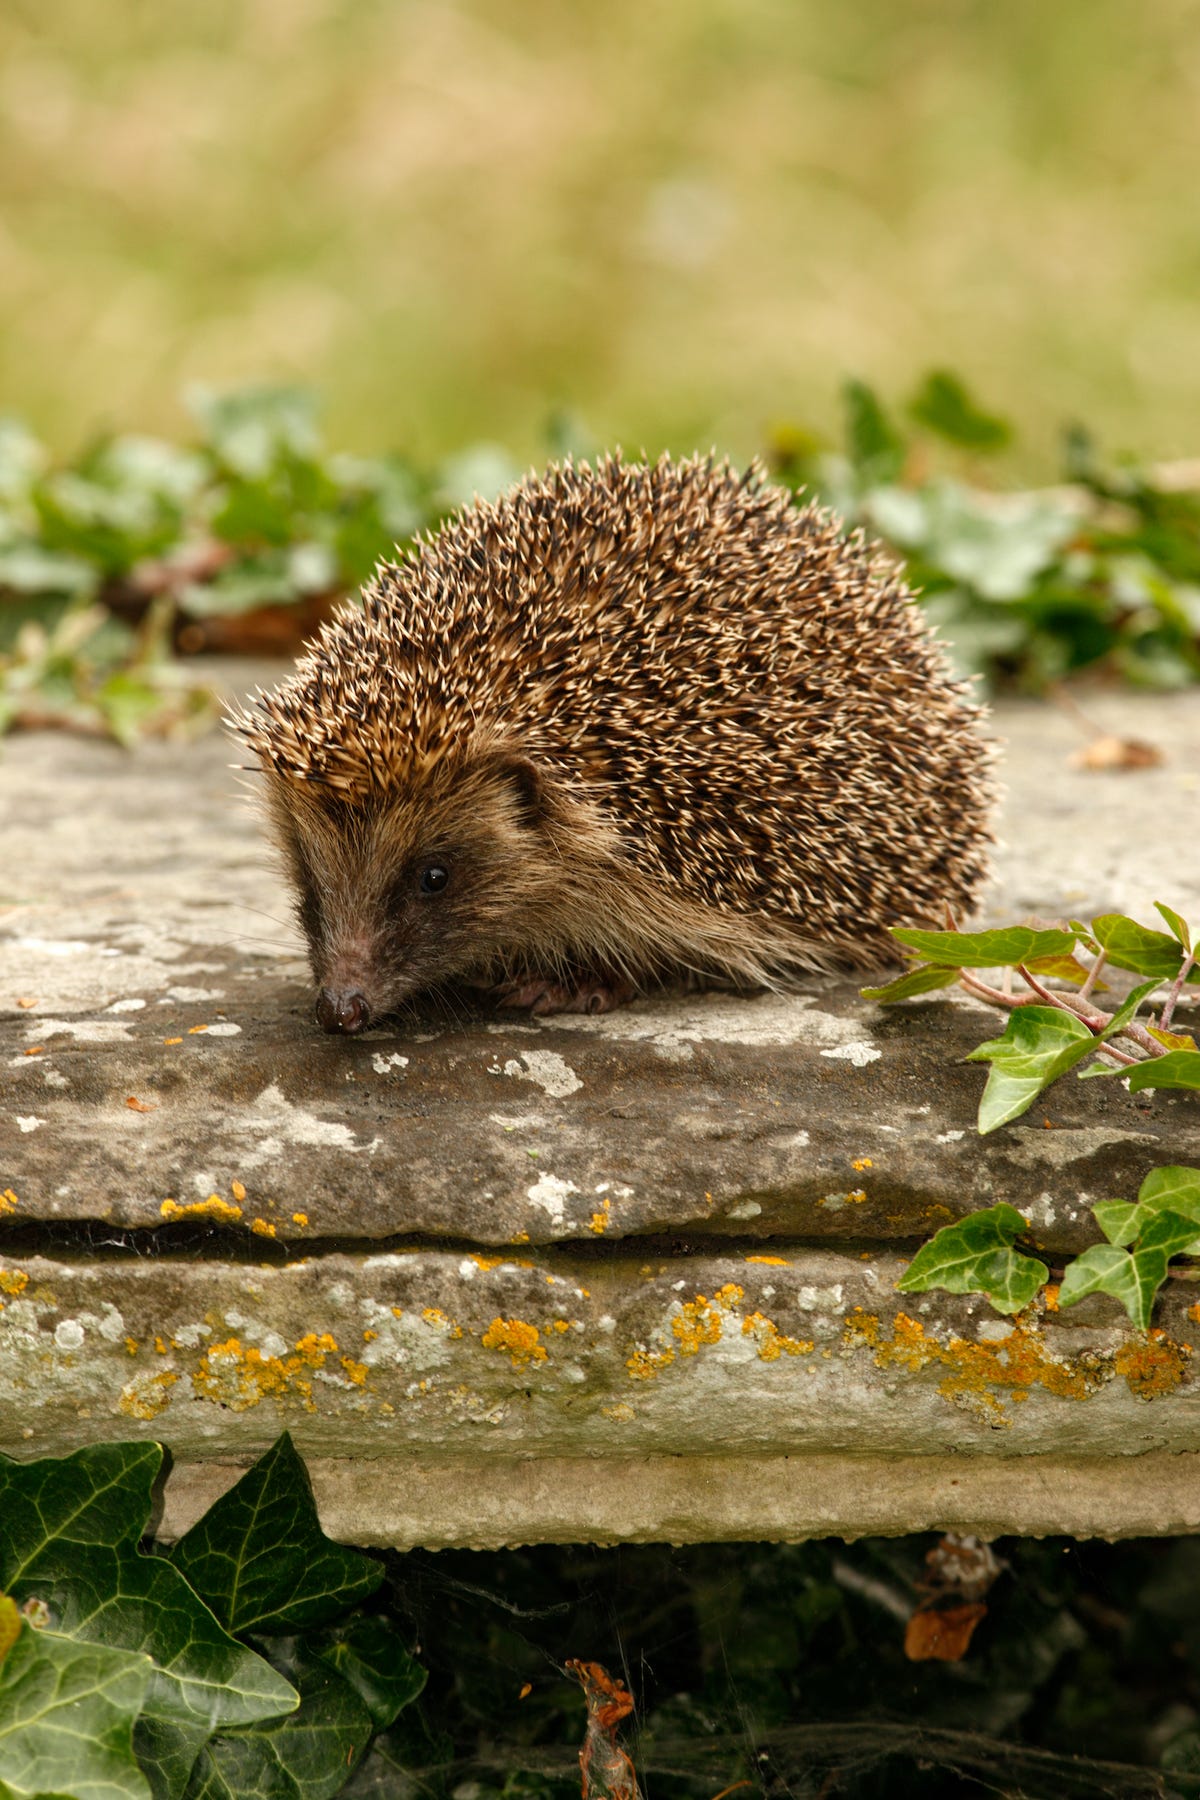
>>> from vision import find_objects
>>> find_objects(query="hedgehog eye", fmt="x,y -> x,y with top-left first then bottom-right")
419,864 -> 449,896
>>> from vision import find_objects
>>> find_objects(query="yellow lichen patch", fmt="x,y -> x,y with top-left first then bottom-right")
187,1024 -> 209,1035
340,1357 -> 368,1386
1114,1331 -> 1191,1399
391,1306 -> 404,1319
363,1329 -> 377,1343
0,1270 -> 29,1297
552,1319 -> 571,1333
1043,1284 -> 1061,1313
292,1212 -> 309,1227
470,1254 -> 506,1270
118,1370 -> 178,1420
160,1195 -> 243,1224
1190,1302 -> 1200,1327
741,1312 -> 815,1361
745,1255 -> 790,1267
843,1308 -> 1110,1424
163,1037 -> 183,1046
851,1157 -> 874,1172
626,1346 -> 675,1380
251,1218 -> 276,1238
588,1200 -> 611,1235
482,1317 -> 547,1369
125,1337 -> 139,1356
510,1231 -> 530,1245
192,1332 -> 339,1412
602,1403 -> 636,1421
671,1283 -> 745,1357
422,1307 -> 463,1340
154,1336 -> 169,1356
0,1190 -> 18,1214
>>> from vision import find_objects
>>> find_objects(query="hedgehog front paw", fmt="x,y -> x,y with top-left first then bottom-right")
493,974 -> 636,1016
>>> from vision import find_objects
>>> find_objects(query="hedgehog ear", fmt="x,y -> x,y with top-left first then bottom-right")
487,749 -> 546,828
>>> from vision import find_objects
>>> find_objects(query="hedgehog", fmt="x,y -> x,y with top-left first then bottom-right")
230,454 -> 992,1033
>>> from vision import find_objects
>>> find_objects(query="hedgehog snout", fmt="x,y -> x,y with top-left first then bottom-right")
316,987 -> 372,1035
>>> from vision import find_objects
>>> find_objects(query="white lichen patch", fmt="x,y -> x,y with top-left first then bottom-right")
372,1052 -> 410,1076
498,1050 -> 582,1099
541,992 -> 875,1056
221,1082 -> 381,1169
106,998 -> 146,1013
30,1018 -> 136,1044
526,1172 -> 580,1222
1006,1124 -> 1153,1168
164,986 -> 225,1003
198,1022 -> 241,1037
15,1116 -> 45,1133
819,1042 -> 882,1068
54,1319 -> 85,1351
726,1200 -> 762,1219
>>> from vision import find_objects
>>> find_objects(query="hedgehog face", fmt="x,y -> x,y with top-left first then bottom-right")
265,749 -> 564,1031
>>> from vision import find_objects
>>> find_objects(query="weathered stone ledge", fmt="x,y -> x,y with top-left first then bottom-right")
6,678 -> 1200,1541
156,1451 -> 1200,1548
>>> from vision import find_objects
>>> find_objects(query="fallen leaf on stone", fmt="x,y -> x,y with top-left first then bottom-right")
125,1096 -> 158,1113
567,1659 -> 640,1800
1069,734 -> 1163,771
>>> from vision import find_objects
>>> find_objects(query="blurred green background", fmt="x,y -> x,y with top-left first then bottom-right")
3,0 -> 1199,470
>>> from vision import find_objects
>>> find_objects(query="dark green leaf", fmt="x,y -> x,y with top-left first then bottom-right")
0,1443 -> 297,1798
890,926 -> 1076,968
183,1652 -> 373,1800
169,1432 -> 382,1637
1100,976 -> 1162,1037
0,1621 -> 153,1800
860,964 -> 961,1003
1058,1209 -> 1200,1329
909,370 -> 1011,453
311,1614 -> 426,1731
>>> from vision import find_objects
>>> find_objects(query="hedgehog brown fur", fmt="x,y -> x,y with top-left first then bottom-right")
230,453 -> 993,1033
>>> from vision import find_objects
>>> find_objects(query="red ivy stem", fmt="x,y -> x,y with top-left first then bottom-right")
1159,947 -> 1198,1033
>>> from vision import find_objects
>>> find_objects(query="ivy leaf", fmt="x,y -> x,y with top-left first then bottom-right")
169,1433 -> 383,1637
0,1442 -> 297,1799
842,379 -> 906,484
310,1614 -> 426,1731
966,1005 -> 1095,1133
861,964 -> 962,1003
896,1202 -> 1047,1315
909,370 -> 1011,453
1147,1026 -> 1198,1051
1024,951 -> 1106,989
183,1647 -> 374,1800
891,926 -> 1075,968
1101,976 -> 1162,1036
1058,1210 -> 1200,1330
1155,902 -> 1192,952
1091,1200 -> 1141,1246
1127,1048 -> 1200,1093
1091,914 -> 1194,981
0,1620 -> 153,1800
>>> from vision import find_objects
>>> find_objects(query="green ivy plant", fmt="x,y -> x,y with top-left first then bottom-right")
0,1431 -> 424,1800
5,374 -> 1200,741
897,1165 -> 1200,1331
864,906 -> 1200,1132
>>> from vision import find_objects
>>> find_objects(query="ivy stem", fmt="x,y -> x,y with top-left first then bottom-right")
1159,948 -> 1197,1033
1016,964 -> 1108,1030
1078,948 -> 1108,1004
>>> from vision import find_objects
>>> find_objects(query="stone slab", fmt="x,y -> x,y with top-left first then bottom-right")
6,673 -> 1200,1542
1,1247 -> 1195,1459
156,1451 -> 1200,1547
4,679 -> 1200,1249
